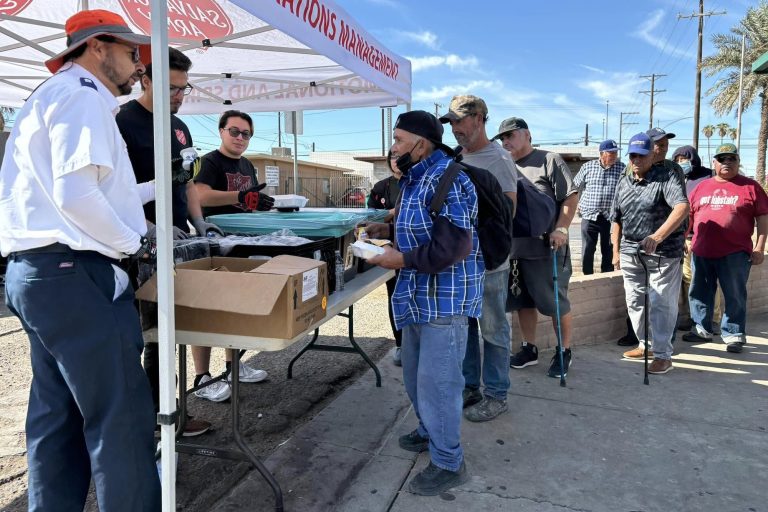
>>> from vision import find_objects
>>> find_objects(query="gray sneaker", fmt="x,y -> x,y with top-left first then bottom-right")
464,396 -> 508,422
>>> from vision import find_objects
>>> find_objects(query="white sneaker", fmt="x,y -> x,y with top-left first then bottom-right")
228,361 -> 268,383
194,374 -> 231,402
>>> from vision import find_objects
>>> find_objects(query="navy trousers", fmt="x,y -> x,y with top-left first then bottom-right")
580,215 -> 614,275
5,249 -> 160,512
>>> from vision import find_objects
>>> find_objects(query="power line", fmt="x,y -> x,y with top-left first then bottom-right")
639,74 -> 667,129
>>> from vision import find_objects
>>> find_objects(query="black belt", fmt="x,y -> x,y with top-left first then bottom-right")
10,243 -> 127,269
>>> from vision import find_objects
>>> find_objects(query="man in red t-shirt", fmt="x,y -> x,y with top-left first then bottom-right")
684,144 -> 768,353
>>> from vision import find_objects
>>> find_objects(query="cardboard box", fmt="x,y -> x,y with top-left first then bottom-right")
135,255 -> 328,339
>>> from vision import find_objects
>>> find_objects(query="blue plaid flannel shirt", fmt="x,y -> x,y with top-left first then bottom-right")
392,149 -> 485,330
573,159 -> 625,221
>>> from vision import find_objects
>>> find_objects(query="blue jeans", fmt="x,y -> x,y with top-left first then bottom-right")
402,315 -> 468,472
5,250 -> 161,512
464,267 -> 510,400
689,251 -> 751,341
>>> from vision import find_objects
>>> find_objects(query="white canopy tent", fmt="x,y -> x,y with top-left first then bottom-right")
1,1 -> 410,510
0,0 -> 411,112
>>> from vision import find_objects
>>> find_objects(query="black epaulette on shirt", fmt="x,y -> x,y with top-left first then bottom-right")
80,77 -> 97,90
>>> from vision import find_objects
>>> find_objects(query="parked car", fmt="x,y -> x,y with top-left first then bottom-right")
339,187 -> 367,207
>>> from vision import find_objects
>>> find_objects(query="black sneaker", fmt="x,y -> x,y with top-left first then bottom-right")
726,342 -> 744,353
462,387 -> 483,409
547,347 -> 572,378
616,333 -> 638,346
399,429 -> 429,453
510,344 -> 538,368
682,332 -> 711,343
408,461 -> 469,496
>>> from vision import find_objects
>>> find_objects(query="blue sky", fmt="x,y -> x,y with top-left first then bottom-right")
185,0 -> 761,174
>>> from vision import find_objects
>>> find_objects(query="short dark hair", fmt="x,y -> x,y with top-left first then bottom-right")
143,47 -> 192,82
219,110 -> 253,132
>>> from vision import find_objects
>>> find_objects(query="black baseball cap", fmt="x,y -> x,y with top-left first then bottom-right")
394,110 -> 454,155
491,117 -> 529,141
646,127 -> 676,142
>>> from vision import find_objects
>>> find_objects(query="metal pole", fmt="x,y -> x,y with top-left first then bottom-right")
693,0 -> 704,149
605,100 -> 609,139
649,74 -> 656,130
277,112 -> 281,147
149,0 -> 176,509
292,112 -> 299,195
736,33 -> 746,152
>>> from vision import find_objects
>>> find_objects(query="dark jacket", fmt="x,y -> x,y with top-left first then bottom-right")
671,145 -> 713,196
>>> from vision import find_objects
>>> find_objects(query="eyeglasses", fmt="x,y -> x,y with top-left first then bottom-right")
715,155 -> 737,164
112,41 -> 140,64
223,127 -> 252,140
170,84 -> 193,96
628,153 -> 647,160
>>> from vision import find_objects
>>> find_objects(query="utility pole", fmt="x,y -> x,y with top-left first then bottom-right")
433,103 -> 443,118
619,111 -> 639,154
639,74 -> 666,129
736,33 -> 746,151
605,100 -> 609,139
678,2 -> 726,149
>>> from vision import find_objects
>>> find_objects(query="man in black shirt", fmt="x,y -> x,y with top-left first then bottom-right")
193,110 -> 271,395
116,48 -> 222,433
194,110 -> 274,216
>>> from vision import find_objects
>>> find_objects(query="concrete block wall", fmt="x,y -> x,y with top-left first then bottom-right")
510,258 -> 768,350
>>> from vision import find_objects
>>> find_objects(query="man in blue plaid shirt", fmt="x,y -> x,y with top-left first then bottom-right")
367,110 -> 484,497
573,139 -> 625,274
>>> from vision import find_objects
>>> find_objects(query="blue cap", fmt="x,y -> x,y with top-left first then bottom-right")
627,133 -> 652,155
599,139 -> 619,152
646,127 -> 675,141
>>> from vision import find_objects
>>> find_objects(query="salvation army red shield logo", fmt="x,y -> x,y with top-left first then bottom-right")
175,129 -> 187,146
0,0 -> 33,16
118,0 -> 233,42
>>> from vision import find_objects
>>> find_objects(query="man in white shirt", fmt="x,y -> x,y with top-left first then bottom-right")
0,10 -> 160,511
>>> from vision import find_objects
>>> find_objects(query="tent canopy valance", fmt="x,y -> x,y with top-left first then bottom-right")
0,0 -> 411,113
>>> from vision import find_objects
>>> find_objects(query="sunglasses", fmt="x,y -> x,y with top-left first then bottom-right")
715,155 -> 737,164
111,41 -> 140,64
223,127 -> 252,140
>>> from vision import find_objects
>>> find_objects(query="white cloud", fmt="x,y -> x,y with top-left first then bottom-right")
393,30 -> 440,50
580,64 -> 605,74
408,54 -> 479,72
632,9 -> 695,59
578,72 -> 645,106
412,80 -> 500,103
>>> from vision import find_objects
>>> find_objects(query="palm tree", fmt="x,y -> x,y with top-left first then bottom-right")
729,127 -> 738,141
702,2 -> 768,184
702,124 -> 715,161
716,122 -> 731,145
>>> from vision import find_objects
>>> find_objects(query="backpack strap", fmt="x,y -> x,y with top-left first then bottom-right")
429,161 -> 463,218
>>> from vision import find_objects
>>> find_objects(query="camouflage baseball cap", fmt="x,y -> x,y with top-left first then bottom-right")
713,143 -> 738,158
439,94 -> 488,123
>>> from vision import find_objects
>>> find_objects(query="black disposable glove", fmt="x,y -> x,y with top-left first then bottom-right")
130,236 -> 157,264
238,183 -> 275,211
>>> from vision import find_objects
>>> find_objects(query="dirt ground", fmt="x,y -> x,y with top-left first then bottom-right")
0,284 -> 394,511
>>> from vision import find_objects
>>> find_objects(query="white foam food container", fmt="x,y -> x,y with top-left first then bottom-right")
271,195 -> 309,208
349,240 -> 385,260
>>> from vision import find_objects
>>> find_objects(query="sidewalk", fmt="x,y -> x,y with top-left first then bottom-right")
213,314 -> 768,512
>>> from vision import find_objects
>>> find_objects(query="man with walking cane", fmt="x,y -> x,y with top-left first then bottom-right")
611,133 -> 689,375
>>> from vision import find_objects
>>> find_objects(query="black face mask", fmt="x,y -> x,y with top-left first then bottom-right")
394,139 -> 422,175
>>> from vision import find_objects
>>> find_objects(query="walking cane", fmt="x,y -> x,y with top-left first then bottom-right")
636,246 -> 650,386
552,247 -> 566,388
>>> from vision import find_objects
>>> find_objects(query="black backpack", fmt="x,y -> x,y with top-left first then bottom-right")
509,174 -> 558,260
429,159 -> 514,271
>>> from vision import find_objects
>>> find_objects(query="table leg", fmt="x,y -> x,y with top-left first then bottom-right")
231,349 -> 284,512
285,305 -> 381,387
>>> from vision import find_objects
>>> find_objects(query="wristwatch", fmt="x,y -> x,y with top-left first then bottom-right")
554,227 -> 569,236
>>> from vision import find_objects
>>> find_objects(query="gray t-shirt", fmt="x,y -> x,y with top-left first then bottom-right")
514,148 -> 578,206
462,142 -> 518,193
463,141 -> 519,273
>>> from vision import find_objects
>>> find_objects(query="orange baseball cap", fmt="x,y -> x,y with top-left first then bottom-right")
45,9 -> 152,73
